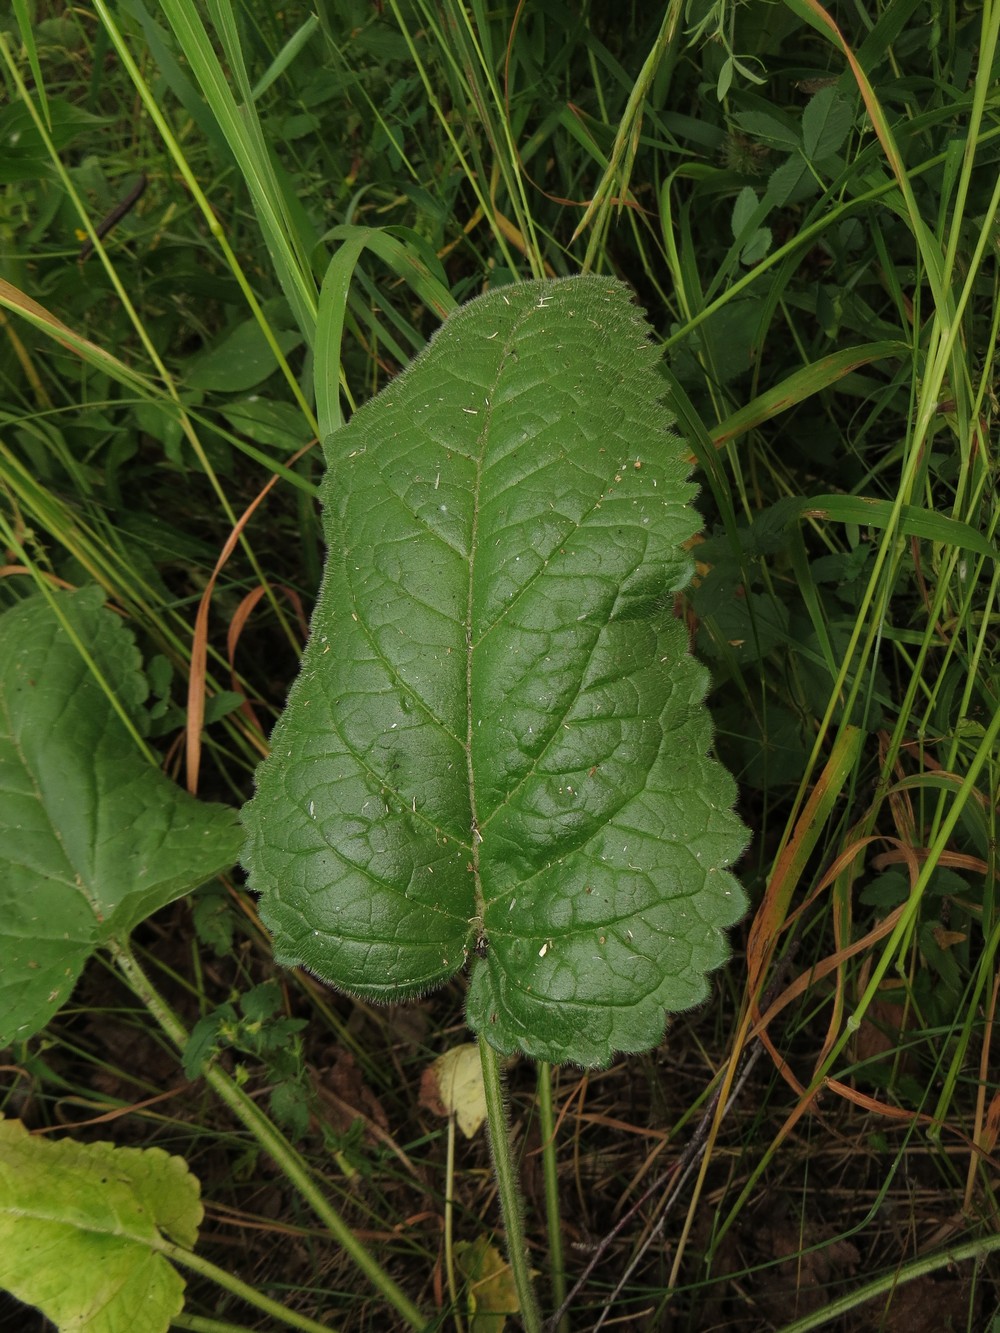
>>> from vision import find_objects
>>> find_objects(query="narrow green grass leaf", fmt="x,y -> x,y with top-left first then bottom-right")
118,0 -> 231,158
11,0 -> 49,129
748,725 -> 864,994
0,277 -> 159,399
154,0 -> 319,342
315,224 -> 457,440
250,13 -> 320,101
801,495 -> 998,560
711,341 -> 908,446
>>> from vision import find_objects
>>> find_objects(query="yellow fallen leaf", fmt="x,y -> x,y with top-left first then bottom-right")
420,1043 -> 487,1138
455,1236 -> 520,1332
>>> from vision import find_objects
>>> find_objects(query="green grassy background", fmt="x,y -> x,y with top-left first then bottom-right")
1,2 -> 998,1329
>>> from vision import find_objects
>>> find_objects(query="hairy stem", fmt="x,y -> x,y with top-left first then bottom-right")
109,937 -> 428,1331
537,1062 -> 567,1328
478,1037 -> 543,1333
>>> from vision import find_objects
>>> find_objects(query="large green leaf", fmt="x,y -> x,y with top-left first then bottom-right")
242,276 -> 747,1066
0,1117 -> 201,1333
0,587 -> 244,1046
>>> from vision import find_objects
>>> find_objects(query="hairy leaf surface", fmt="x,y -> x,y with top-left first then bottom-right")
242,276 -> 747,1066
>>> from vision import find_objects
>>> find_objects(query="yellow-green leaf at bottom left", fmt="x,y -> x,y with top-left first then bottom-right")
0,1117 -> 202,1333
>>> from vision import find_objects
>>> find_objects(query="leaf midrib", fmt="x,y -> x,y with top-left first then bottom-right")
465,298 -> 540,933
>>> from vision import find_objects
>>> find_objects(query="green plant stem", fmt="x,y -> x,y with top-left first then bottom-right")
536,1063 -> 567,1330
478,1038 -> 543,1333
109,937 -> 428,1331
774,1233 -> 1000,1333
162,1239 -> 336,1333
444,1113 -> 465,1333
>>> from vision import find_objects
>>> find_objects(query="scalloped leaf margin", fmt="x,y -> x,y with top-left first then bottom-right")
242,275 -> 748,1067
0,1116 -> 201,1333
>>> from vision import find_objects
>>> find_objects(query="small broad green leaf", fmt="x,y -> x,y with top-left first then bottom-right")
0,588 -> 244,1046
716,54 -> 735,101
134,399 -> 186,463
240,980 -> 284,1023
731,187 -> 772,264
763,154 -> 817,209
242,276 -> 748,1067
860,871 -> 909,909
0,1117 -> 202,1333
691,573 -> 790,663
269,1078 -> 311,1139
181,1006 -> 236,1081
740,228 -> 772,267
676,297 -> 762,385
802,86 -> 853,160
203,689 -> 246,724
731,187 -> 759,238
0,98 -> 109,182
191,882 -> 237,956
187,318 -> 303,392
221,395 -> 309,451
732,108 -> 801,150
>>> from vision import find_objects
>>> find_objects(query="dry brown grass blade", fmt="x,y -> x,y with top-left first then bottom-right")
966,968 -> 1000,1210
0,565 -> 79,593
186,443 -> 314,793
820,1078 -> 1000,1174
225,582 -> 309,745
746,728 -> 864,998
663,730 -> 864,1286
